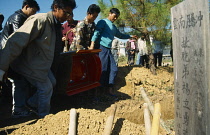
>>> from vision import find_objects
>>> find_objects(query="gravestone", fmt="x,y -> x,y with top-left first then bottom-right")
171,0 -> 210,134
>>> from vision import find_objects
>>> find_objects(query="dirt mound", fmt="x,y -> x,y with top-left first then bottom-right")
11,108 -> 146,135
1,66 -> 175,135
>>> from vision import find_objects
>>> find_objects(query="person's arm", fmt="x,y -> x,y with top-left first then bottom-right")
89,20 -> 106,50
114,25 -> 138,40
0,16 -> 42,81
76,22 -> 85,48
11,15 -> 26,32
62,23 -> 67,41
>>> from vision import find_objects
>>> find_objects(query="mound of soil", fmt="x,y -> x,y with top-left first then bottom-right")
0,65 -> 175,135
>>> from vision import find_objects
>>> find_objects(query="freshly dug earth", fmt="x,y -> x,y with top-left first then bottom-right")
0,65 -> 174,135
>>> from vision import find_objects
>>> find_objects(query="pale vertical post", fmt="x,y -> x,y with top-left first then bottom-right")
68,108 -> 77,135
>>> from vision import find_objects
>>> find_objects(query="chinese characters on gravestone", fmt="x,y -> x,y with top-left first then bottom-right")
171,0 -> 210,134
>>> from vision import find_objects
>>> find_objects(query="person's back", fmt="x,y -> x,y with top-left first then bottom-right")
153,39 -> 164,67
138,38 -> 147,55
153,40 -> 163,53
0,0 -> 40,49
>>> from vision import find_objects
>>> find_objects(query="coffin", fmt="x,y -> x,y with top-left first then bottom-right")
56,49 -> 101,96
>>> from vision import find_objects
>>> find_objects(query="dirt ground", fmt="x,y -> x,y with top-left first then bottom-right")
0,64 -> 175,135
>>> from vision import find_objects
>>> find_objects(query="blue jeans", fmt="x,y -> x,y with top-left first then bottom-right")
11,77 -> 30,113
26,70 -> 56,118
111,49 -> 119,66
99,45 -> 118,87
136,52 -> 142,65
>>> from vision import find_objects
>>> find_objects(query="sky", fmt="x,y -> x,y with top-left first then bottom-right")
0,0 -> 101,26
0,0 -> 128,42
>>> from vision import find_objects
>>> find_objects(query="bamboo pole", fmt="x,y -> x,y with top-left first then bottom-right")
103,104 -> 117,135
143,103 -> 151,135
68,108 -> 77,135
140,87 -> 172,134
0,119 -> 37,132
150,103 -> 161,135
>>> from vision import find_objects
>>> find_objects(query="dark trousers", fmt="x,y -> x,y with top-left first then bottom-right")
153,53 -> 163,67
140,55 -> 149,68
99,45 -> 118,87
127,50 -> 135,65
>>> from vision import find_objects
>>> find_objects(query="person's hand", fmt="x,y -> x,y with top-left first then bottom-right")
88,46 -> 94,50
88,41 -> 95,50
131,35 -> 138,39
62,37 -> 66,41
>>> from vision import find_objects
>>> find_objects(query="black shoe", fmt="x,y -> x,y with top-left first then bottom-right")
25,102 -> 38,115
11,111 -> 33,118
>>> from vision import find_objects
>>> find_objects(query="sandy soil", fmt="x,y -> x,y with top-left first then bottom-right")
0,65 -> 175,135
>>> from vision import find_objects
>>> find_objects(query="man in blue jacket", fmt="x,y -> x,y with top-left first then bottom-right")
90,8 -> 137,95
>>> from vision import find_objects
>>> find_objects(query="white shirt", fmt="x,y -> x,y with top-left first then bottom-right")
137,38 -> 148,56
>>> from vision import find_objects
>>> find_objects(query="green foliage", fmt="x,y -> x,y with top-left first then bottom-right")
118,55 -> 127,65
97,0 -> 183,45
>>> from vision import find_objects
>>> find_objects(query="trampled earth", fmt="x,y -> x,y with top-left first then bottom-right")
0,65 -> 175,135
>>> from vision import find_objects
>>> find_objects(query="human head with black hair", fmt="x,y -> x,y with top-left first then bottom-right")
0,13 -> 4,31
51,0 -> 77,23
86,4 -> 100,23
22,0 -> 40,11
21,0 -> 40,17
110,8 -> 120,16
108,8 -> 120,22
51,0 -> 77,11
87,4 -> 101,14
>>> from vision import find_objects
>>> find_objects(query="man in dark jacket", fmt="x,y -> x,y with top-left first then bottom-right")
0,0 -> 40,118
0,0 -> 40,49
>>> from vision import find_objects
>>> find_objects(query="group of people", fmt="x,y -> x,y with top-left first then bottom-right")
0,0 -> 137,119
125,35 -> 164,68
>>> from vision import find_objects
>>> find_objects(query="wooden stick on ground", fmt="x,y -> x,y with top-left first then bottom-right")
68,108 -> 77,135
0,119 -> 37,132
140,87 -> 172,134
143,103 -> 151,135
150,103 -> 161,135
103,104 -> 117,135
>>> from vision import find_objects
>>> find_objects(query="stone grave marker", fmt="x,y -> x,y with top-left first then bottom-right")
171,0 -> 210,134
